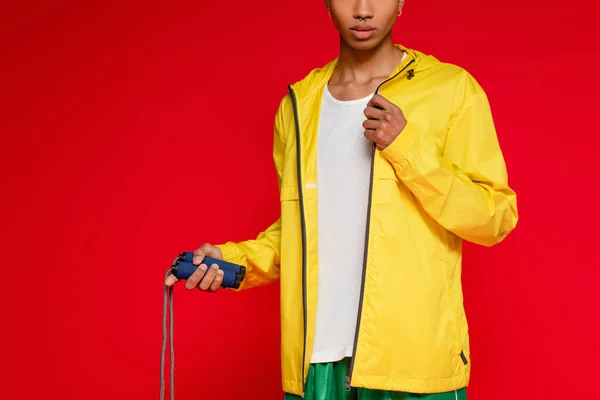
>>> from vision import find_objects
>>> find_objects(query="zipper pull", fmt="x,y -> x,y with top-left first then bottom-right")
344,376 -> 351,392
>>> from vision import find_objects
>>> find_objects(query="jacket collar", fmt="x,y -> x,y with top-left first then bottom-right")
289,44 -> 425,107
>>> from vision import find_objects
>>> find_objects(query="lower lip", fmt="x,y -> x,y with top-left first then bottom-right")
351,29 -> 374,40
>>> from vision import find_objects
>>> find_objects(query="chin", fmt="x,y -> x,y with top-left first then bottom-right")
343,36 -> 385,52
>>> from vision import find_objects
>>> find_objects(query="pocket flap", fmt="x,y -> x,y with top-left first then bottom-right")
279,184 -> 299,201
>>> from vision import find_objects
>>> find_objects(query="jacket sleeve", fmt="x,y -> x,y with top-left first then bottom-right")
214,97 -> 288,290
380,73 -> 518,247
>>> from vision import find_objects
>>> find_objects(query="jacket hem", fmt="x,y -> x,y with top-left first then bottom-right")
350,371 -> 470,394
282,372 -> 469,395
282,378 -> 304,397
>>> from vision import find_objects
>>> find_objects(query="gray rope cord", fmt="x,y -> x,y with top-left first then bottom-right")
161,268 -> 175,400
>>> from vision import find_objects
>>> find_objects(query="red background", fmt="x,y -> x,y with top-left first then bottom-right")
1,0 -> 598,399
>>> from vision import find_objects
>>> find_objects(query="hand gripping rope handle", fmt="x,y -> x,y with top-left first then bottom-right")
160,252 -> 246,400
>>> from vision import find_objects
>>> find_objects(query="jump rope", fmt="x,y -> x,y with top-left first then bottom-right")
160,253 -> 246,399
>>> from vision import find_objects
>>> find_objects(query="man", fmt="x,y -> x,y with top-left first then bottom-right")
165,0 -> 518,398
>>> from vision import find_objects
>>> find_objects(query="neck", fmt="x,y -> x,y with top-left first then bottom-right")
334,35 -> 403,84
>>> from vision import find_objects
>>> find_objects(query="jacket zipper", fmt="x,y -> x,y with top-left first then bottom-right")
287,85 -> 308,398
286,56 -> 415,395
347,58 -> 416,389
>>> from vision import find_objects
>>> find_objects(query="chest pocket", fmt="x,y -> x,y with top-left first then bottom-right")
279,184 -> 299,202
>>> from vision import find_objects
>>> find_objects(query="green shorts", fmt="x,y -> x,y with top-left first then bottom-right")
284,358 -> 467,400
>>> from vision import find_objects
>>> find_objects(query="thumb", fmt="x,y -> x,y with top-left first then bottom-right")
193,243 -> 221,265
192,244 -> 208,265
209,245 -> 223,260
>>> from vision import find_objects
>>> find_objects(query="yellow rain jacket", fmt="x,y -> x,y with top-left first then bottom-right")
216,44 -> 518,396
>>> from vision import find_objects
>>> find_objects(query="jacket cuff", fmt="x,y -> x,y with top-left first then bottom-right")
215,242 -> 244,265
380,121 -> 423,165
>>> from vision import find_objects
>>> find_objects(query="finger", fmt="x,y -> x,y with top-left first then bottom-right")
362,119 -> 379,131
364,129 -> 378,143
165,274 -> 179,287
199,264 -> 220,291
185,263 -> 208,290
367,94 -> 393,111
210,269 -> 224,292
364,106 -> 385,120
